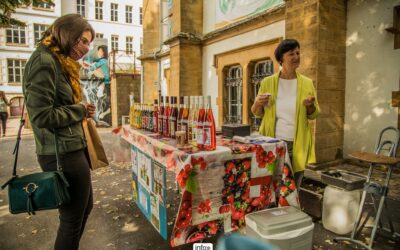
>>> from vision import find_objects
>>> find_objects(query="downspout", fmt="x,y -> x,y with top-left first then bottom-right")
158,0 -> 163,99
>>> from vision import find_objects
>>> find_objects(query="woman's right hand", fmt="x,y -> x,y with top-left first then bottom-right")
84,103 -> 96,118
255,93 -> 271,107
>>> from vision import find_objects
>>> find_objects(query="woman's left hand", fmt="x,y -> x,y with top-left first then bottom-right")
303,96 -> 315,107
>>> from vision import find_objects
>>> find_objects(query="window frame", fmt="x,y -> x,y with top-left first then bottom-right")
7,59 -> 27,84
32,2 -> 54,11
6,26 -> 27,45
111,35 -> 119,51
223,65 -> 243,124
111,3 -> 119,22
77,0 -> 86,17
96,33 -> 104,39
140,7 -> 143,25
33,23 -> 49,44
95,1 -> 103,20
125,5 -> 133,23
126,36 -> 133,54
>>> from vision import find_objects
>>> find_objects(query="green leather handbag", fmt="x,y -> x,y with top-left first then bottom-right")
1,108 -> 70,215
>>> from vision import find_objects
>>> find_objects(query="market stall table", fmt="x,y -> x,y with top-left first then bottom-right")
118,126 -> 299,247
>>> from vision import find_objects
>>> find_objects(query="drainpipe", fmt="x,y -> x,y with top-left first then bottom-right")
158,0 -> 163,99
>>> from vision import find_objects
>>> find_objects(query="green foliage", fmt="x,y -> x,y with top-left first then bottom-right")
0,0 -> 54,28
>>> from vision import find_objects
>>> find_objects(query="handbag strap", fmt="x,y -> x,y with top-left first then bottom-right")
11,105 -> 26,176
1,105 -> 63,189
1,106 -> 25,189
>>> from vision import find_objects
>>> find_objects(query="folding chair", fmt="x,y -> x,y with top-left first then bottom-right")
335,126 -> 400,249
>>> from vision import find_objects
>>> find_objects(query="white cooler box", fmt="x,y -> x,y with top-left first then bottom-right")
245,206 -> 314,250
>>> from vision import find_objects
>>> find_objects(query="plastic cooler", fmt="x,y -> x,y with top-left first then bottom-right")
245,206 -> 314,250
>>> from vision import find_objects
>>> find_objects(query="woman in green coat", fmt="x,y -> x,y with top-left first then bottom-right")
251,39 -> 320,188
23,14 -> 96,250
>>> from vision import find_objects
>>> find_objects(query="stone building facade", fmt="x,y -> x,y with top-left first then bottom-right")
139,0 -> 400,162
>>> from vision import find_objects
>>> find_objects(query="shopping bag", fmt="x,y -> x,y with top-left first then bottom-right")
82,118 -> 109,170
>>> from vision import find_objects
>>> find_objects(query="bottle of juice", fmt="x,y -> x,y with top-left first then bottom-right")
181,96 -> 189,144
158,96 -> 164,135
177,96 -> 184,132
169,96 -> 178,139
163,96 -> 170,137
153,99 -> 159,133
203,95 -> 216,150
196,96 -> 205,150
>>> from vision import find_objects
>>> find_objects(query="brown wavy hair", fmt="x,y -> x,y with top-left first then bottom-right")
40,14 -> 95,56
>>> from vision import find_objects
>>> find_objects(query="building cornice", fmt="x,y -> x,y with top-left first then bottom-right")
163,32 -> 203,47
138,48 -> 170,61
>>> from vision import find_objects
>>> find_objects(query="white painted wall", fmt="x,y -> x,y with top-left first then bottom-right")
202,20 -> 285,127
344,0 -> 400,155
203,0 -> 217,34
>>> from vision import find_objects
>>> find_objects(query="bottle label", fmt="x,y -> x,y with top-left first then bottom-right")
170,121 -> 175,136
203,127 -> 211,146
196,128 -> 204,144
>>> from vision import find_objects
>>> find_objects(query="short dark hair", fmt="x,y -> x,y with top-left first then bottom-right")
98,45 -> 108,59
41,14 -> 95,56
274,39 -> 300,65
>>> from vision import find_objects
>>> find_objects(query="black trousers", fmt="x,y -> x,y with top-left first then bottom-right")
37,149 -> 93,250
0,112 -> 8,135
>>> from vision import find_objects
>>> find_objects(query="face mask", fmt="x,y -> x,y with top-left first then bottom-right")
70,41 -> 89,60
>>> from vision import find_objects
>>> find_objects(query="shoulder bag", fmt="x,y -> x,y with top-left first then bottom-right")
1,106 -> 70,215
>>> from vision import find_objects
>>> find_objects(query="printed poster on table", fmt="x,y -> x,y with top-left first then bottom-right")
137,150 -> 153,191
150,193 -> 160,232
152,161 -> 166,204
131,146 -> 138,176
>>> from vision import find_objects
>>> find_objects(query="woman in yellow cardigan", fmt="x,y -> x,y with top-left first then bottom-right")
251,39 -> 320,188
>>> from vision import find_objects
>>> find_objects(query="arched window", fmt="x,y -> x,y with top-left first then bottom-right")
224,65 -> 242,124
249,60 -> 273,131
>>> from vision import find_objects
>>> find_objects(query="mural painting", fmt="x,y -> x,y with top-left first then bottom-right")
80,38 -> 111,127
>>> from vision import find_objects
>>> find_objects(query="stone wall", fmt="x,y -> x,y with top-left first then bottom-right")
285,0 -> 346,162
111,73 -> 141,126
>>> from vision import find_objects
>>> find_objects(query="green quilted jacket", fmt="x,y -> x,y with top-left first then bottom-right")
23,44 -> 87,155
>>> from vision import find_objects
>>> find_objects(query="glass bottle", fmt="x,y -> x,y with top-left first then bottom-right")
169,96 -> 178,139
190,96 -> 199,147
196,96 -> 205,150
163,96 -> 170,137
158,96 -> 164,135
177,96 -> 184,132
203,96 -> 216,150
181,96 -> 189,144
153,99 -> 159,133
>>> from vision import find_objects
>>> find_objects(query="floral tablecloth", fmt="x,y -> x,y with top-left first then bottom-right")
118,126 -> 299,247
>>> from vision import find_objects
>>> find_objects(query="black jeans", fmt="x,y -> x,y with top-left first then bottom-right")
37,149 -> 93,250
0,112 -> 8,135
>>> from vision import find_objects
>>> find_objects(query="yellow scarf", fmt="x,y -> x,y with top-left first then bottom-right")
41,36 -> 82,104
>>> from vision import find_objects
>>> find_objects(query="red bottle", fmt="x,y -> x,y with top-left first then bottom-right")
163,96 -> 170,137
158,96 -> 164,135
203,96 -> 216,151
169,96 -> 178,139
177,96 -> 184,132
196,96 -> 205,150
153,99 -> 159,133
